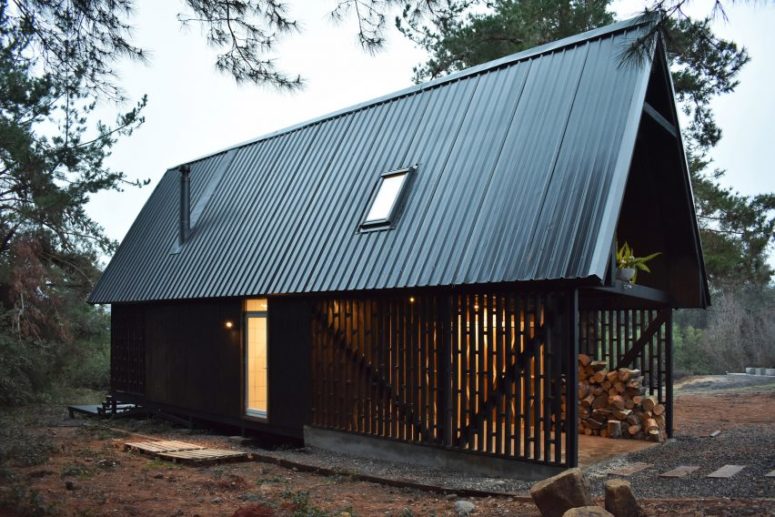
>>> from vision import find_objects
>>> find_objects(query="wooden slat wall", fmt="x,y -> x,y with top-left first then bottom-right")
310,290 -> 568,465
111,305 -> 145,395
578,308 -> 668,407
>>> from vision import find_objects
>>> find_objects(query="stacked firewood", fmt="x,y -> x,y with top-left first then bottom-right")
578,354 -> 666,442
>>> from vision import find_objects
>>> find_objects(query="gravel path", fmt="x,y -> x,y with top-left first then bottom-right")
586,424 -> 775,499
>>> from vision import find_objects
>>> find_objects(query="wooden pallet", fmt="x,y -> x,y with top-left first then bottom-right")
124,439 -> 250,464
125,440 -> 205,454
158,448 -> 249,464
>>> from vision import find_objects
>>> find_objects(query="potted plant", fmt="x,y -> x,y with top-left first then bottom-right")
616,242 -> 660,284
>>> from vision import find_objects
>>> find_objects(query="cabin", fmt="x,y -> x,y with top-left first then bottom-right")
89,17 -> 708,477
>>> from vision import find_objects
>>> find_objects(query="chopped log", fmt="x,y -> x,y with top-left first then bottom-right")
592,386 -> 604,396
645,418 -> 659,433
606,370 -> 619,382
613,408 -> 632,420
626,414 -> 640,426
614,381 -> 625,394
579,382 -> 590,400
632,395 -> 643,405
602,380 -> 612,391
652,403 -> 665,416
607,420 -> 622,438
617,368 -> 641,382
582,394 -> 595,407
589,361 -> 607,371
610,395 -> 625,410
593,370 -> 608,384
579,353 -> 591,367
627,424 -> 641,435
642,396 -> 657,413
624,398 -> 635,410
592,394 -> 609,410
584,418 -> 604,430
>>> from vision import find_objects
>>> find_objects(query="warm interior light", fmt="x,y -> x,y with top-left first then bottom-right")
224,320 -> 234,329
409,296 -> 415,303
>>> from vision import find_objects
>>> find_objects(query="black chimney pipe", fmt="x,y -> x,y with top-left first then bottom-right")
179,165 -> 191,245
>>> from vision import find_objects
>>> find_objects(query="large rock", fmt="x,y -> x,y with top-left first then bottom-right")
563,507 -> 614,517
604,479 -> 644,517
454,500 -> 476,516
530,468 -> 592,517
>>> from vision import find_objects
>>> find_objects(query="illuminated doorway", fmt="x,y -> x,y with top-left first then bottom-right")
245,298 -> 268,419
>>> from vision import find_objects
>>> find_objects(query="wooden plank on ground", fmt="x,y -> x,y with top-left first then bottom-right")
124,440 -> 205,454
659,466 -> 700,478
608,462 -> 652,477
158,448 -> 249,464
706,465 -> 745,478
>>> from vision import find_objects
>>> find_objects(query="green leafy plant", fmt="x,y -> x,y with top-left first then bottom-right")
616,242 -> 661,283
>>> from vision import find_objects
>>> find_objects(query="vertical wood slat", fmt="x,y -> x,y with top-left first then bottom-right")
309,289 -> 567,465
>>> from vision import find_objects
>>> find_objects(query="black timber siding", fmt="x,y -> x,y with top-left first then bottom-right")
110,298 -> 312,438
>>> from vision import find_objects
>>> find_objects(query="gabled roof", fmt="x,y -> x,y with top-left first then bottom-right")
90,17 -> 694,304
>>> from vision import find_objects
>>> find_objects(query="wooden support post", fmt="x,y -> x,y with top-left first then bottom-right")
438,293 -> 453,447
565,289 -> 579,468
665,308 -> 674,438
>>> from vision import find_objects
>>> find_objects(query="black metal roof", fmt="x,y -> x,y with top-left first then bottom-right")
91,17 -> 692,304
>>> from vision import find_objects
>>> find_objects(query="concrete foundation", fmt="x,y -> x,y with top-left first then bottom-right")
303,426 -> 564,481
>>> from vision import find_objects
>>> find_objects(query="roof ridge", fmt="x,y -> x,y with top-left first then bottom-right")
175,14 -> 652,169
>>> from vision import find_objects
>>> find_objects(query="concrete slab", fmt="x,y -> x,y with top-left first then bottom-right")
706,465 -> 745,478
659,466 -> 700,478
608,462 -> 652,477
765,470 -> 775,478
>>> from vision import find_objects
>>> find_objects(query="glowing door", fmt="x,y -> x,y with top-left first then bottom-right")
245,299 -> 268,418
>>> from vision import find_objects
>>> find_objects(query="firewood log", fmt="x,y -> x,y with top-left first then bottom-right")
592,394 -> 609,410
624,398 -> 635,410
632,395 -> 643,405
652,403 -> 665,416
578,382 -> 589,400
613,408 -> 631,420
606,370 -> 619,382
610,395 -> 625,410
589,360 -> 607,371
642,396 -> 657,413
593,370 -> 608,384
581,394 -> 595,407
614,381 -> 625,393
607,420 -> 622,438
602,380 -> 612,390
579,353 -> 591,367
617,368 -> 640,381
627,424 -> 641,435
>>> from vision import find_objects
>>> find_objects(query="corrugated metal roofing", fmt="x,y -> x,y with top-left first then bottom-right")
90,17 -> 657,304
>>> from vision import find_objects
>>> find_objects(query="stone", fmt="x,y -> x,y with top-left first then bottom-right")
64,480 -> 77,491
563,507 -> 614,517
530,468 -> 592,517
454,500 -> 476,516
604,479 -> 644,517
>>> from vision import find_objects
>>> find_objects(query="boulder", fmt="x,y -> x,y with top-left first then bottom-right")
604,479 -> 644,517
454,500 -> 476,516
530,468 -> 592,517
563,507 -> 614,517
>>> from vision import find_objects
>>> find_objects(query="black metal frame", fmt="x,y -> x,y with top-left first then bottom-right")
359,166 -> 417,232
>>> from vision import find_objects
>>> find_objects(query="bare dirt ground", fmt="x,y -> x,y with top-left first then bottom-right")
0,376 -> 773,516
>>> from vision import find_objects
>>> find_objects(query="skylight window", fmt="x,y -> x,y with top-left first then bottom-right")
361,167 -> 414,230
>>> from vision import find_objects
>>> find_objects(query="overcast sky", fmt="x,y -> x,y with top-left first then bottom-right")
86,0 -> 775,255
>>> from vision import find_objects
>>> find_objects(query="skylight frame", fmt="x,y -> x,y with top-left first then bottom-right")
360,166 -> 416,232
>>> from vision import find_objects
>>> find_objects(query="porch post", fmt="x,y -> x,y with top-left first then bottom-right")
565,289 -> 579,467
665,308 -> 674,438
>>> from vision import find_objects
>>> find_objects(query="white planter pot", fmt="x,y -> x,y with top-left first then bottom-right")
616,267 -> 636,283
